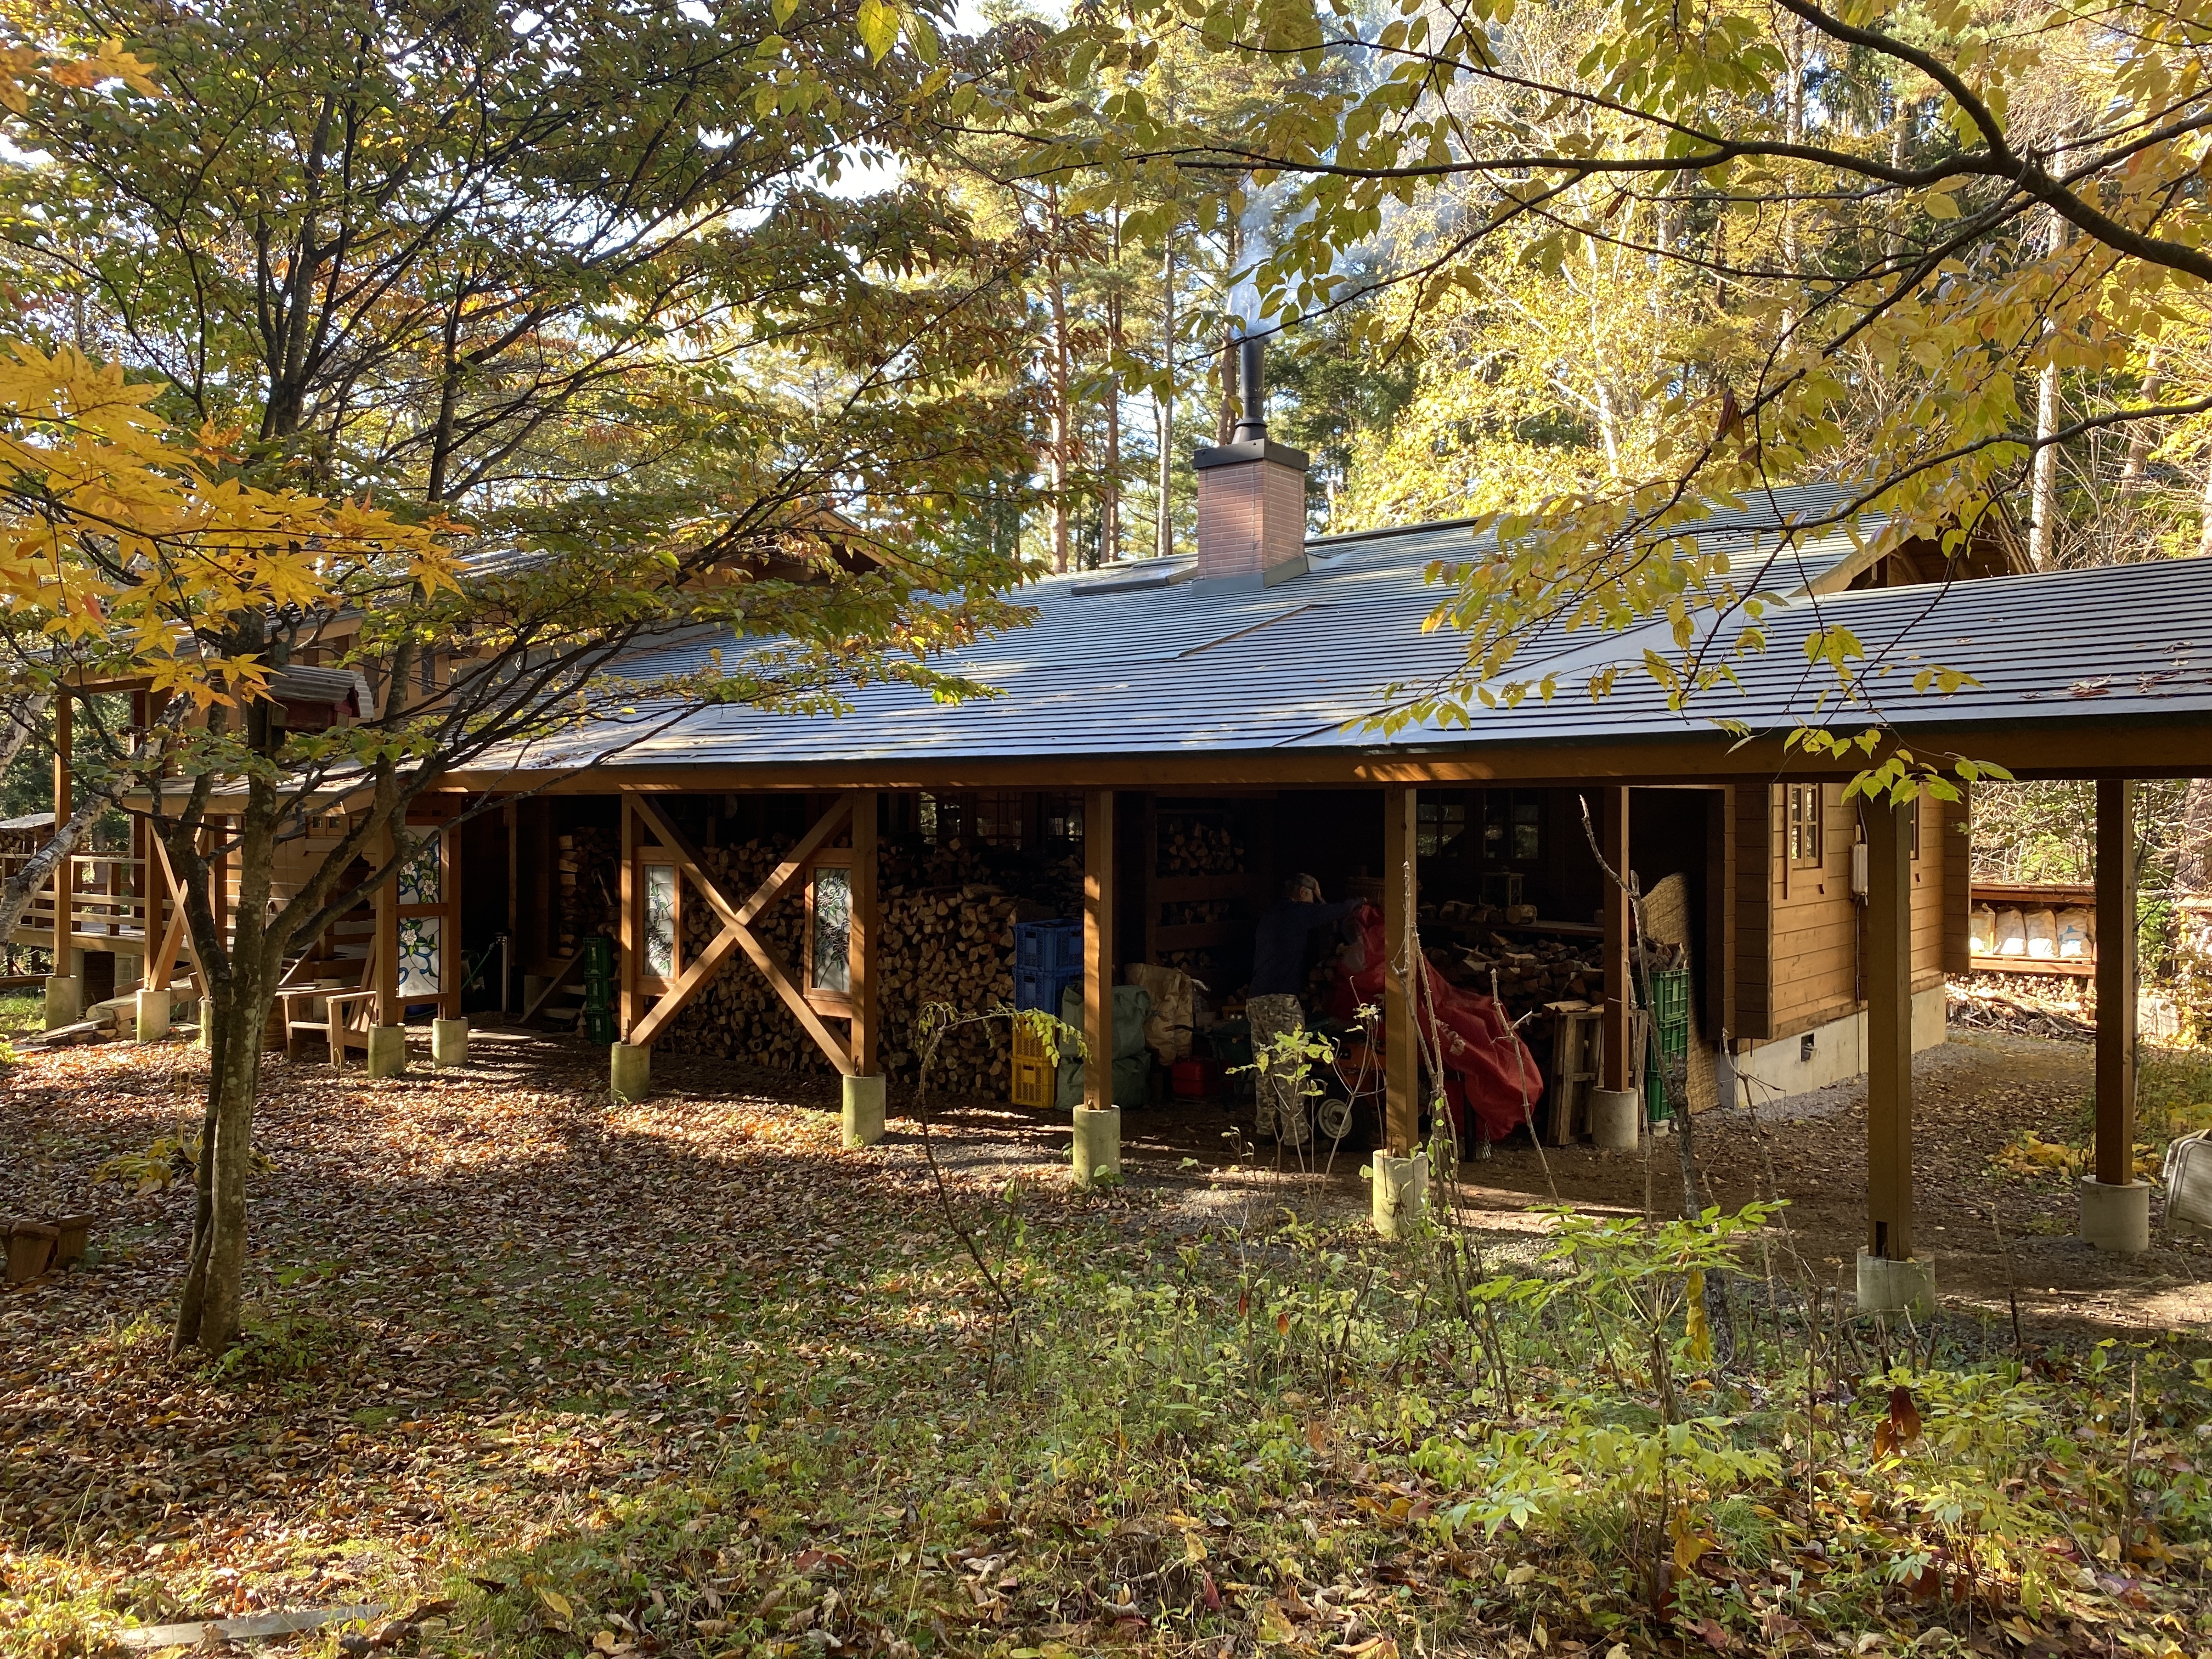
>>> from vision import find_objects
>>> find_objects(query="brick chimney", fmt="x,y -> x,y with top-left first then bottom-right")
1192,335 -> 1308,589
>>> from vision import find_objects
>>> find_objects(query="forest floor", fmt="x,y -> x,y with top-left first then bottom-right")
5,1025 -> 2211,1659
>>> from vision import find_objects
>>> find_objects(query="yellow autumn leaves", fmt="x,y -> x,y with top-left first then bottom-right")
0,341 -> 458,709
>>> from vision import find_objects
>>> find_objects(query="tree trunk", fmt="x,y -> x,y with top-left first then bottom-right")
1046,187 -> 1073,576
1103,289 -> 1121,567
170,768 -> 288,1357
0,694 -> 45,775
1157,234 -> 1176,561
2029,212 -> 2066,568
2120,346 -> 2163,494
2177,778 -> 2212,895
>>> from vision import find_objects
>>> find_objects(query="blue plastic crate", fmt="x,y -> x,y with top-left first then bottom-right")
1014,919 -> 1082,973
1014,964 -> 1081,1014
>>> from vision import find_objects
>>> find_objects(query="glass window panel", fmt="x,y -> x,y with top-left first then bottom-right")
812,867 -> 851,994
1511,802 -> 1541,861
644,864 -> 677,978
397,915 -> 441,996
398,834 -> 441,905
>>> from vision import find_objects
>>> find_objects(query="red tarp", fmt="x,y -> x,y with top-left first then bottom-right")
1325,906 -> 1544,1144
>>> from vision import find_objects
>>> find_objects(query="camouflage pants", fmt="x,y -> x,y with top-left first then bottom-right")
1247,994 -> 1308,1143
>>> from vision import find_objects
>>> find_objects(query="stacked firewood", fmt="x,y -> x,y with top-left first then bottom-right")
556,828 -> 618,956
1157,815 -> 1243,876
662,836 -> 1022,1096
1431,933 -> 1605,1007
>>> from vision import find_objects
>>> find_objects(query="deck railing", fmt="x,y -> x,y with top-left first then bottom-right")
0,850 -> 150,947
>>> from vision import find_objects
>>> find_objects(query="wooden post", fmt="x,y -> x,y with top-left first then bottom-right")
850,789 -> 878,1075
618,792 -> 637,1037
1601,786 -> 1632,1092
51,691 -> 71,966
440,822 -> 460,1020
505,799 -> 518,1013
1384,784 -> 1418,1153
1865,796 -> 1915,1261
373,826 -> 400,1026
2095,778 -> 2138,1187
1083,788 -> 1115,1111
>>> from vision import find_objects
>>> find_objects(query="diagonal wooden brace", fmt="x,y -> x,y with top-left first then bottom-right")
624,793 -> 856,1074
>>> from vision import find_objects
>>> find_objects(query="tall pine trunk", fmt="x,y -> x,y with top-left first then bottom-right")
1157,235 -> 1176,560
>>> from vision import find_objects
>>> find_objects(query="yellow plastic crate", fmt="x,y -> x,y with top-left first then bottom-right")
1011,1025 -> 1054,1108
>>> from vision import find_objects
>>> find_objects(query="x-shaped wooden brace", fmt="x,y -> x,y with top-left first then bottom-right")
624,793 -> 855,1074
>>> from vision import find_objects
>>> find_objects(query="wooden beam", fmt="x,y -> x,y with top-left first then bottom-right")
1865,797 -> 1915,1262
2095,778 -> 2138,1188
736,795 -> 853,927
1084,788 -> 1115,1111
438,716 -> 2212,796
850,790 -> 878,1076
1384,784 -> 1418,1153
729,923 -> 856,1077
625,790 -> 862,1075
1600,787 -> 1632,1093
628,926 -> 744,1048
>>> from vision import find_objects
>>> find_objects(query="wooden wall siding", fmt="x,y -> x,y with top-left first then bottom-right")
1733,786 -> 1775,1040
1759,788 -> 1951,1043
1942,788 -> 1972,975
1909,791 -> 1946,992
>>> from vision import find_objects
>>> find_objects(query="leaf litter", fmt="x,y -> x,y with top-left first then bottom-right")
2,1026 -> 2210,1659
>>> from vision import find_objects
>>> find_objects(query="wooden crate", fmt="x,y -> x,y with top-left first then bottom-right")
1544,1008 -> 1604,1144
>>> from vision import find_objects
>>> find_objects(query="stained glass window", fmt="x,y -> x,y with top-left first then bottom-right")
398,834 -> 441,905
644,864 -> 677,978
811,867 -> 851,994
398,916 -> 441,996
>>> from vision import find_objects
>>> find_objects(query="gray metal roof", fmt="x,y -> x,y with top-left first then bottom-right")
488,484 -> 2212,776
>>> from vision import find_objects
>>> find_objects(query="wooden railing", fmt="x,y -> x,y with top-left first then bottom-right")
0,850 -> 149,947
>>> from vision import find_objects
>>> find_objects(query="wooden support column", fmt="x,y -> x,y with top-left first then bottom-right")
2096,778 -> 2138,1187
1384,784 -> 1418,1153
1083,788 -> 1115,1111
850,789 -> 878,1076
373,826 -> 400,1026
51,691 -> 71,966
1865,796 -> 1915,1261
618,793 -> 637,1037
1601,787 -> 1632,1092
505,799 -> 519,1013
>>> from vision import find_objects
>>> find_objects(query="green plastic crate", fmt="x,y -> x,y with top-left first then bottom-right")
1647,968 -> 1691,1058
1643,1047 -> 1678,1122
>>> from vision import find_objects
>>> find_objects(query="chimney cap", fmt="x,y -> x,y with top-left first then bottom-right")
1193,437 -> 1310,472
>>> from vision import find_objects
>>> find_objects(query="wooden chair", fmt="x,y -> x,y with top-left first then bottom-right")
280,985 -> 379,1066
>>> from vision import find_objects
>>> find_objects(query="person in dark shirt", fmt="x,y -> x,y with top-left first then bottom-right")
1246,874 -> 1365,1141
1251,874 -> 1364,996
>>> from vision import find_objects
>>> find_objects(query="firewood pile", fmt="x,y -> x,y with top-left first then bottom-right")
1429,933 -> 1604,1007
1161,898 -> 1231,927
556,828 -> 618,956
1946,976 -> 2094,1042
663,836 -> 1032,1096
1157,815 -> 1243,876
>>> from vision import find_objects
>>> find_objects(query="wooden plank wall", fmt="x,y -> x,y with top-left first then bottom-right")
1748,786 -> 1950,1045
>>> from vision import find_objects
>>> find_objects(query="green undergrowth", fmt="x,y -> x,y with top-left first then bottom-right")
419,1195 -> 2212,1659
